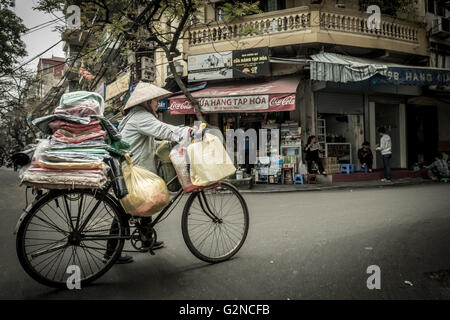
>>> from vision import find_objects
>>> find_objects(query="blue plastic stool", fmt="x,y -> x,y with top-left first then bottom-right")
294,174 -> 304,185
340,164 -> 355,174
362,166 -> 369,173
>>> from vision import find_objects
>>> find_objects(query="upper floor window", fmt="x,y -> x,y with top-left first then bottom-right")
426,0 -> 449,17
215,0 -> 286,19
260,0 -> 286,12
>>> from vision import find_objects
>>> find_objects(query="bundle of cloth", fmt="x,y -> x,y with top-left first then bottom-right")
21,91 -> 128,190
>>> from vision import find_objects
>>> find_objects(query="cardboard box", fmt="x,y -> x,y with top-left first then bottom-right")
325,164 -> 341,174
323,157 -> 338,165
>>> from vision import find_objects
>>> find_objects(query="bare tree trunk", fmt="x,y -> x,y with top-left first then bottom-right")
167,59 -> 206,123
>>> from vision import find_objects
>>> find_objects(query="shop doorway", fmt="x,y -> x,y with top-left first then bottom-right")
375,104 -> 401,169
317,113 -> 365,165
406,105 -> 438,167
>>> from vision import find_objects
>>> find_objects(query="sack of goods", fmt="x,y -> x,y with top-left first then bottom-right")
187,133 -> 236,186
21,91 -> 127,190
120,155 -> 170,217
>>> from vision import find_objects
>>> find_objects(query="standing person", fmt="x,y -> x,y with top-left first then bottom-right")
376,127 -> 392,182
104,82 -> 200,264
358,141 -> 373,173
425,152 -> 450,181
304,135 -> 327,175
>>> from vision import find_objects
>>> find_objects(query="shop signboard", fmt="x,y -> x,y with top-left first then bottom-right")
187,47 -> 270,82
170,93 -> 295,114
371,67 -> 450,86
170,77 -> 299,114
187,51 -> 233,82
105,72 -> 130,100
232,47 -> 270,79
157,99 -> 169,111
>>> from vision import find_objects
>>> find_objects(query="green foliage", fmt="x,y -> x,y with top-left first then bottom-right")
0,0 -> 27,76
220,1 -> 262,23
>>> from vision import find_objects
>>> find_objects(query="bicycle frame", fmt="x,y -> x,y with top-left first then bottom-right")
149,176 -> 222,227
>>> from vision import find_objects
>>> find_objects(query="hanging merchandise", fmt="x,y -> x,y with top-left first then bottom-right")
187,132 -> 236,186
120,155 -> 170,217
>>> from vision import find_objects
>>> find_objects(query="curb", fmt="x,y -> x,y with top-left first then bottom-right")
237,179 -> 437,194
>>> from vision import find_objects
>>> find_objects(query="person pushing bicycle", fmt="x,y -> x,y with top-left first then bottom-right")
107,81 -> 200,264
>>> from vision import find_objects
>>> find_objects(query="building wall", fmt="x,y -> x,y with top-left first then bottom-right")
438,105 -> 450,144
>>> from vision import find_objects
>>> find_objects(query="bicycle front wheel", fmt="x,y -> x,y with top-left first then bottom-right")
16,189 -> 128,288
181,182 -> 249,263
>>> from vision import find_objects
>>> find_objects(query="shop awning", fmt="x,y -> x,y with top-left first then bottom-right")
169,78 -> 299,114
310,52 -> 450,86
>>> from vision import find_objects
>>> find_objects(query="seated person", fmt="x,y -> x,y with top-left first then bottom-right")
304,135 -> 326,175
358,141 -> 373,173
425,153 -> 450,181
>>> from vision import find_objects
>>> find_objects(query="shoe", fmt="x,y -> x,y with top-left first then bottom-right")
102,254 -> 134,264
381,178 -> 386,182
153,240 -> 165,250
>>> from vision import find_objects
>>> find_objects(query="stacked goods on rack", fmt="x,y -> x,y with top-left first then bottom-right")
322,157 -> 340,174
281,122 -> 301,146
21,92 -> 122,190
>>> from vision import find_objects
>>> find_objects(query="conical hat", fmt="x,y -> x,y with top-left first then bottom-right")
123,81 -> 172,111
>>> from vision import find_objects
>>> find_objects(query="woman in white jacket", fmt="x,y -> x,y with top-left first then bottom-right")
111,82 -> 198,263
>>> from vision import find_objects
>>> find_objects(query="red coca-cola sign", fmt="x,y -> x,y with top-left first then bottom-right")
269,95 -> 295,107
170,100 -> 193,111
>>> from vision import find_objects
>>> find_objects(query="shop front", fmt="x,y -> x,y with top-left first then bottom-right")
169,77 -> 304,184
309,52 -> 450,172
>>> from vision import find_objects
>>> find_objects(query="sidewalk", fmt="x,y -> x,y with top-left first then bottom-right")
237,177 -> 436,194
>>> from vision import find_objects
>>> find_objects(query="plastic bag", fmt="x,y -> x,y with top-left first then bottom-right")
32,139 -> 50,166
120,154 -> 170,217
169,144 -> 197,192
299,161 -> 308,175
187,133 -> 236,186
56,91 -> 104,116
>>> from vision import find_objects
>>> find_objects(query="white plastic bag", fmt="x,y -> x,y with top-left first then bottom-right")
299,161 -> 308,175
32,139 -> 50,167
187,133 -> 236,186
169,144 -> 197,192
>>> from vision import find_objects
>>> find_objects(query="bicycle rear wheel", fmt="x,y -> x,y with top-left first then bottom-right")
16,189 -> 128,288
181,182 -> 249,263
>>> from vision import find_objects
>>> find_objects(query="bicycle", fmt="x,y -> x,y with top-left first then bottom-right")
15,155 -> 249,289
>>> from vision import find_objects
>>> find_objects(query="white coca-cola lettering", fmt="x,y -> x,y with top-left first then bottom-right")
170,100 -> 193,110
269,95 -> 295,106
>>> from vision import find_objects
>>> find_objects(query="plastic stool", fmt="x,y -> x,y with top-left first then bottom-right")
340,164 -> 355,174
307,174 -> 317,184
294,174 -> 304,185
441,178 -> 450,183
362,166 -> 369,173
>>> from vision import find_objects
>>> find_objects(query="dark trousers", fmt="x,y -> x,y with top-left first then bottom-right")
360,156 -> 373,170
307,157 -> 325,174
382,154 -> 392,180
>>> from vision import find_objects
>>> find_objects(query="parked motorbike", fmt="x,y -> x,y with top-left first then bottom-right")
11,144 -> 36,171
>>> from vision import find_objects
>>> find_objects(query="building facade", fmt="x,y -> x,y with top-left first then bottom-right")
165,0 -> 450,181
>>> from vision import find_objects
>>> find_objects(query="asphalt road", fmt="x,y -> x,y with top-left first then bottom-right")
1,167 -> 450,300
